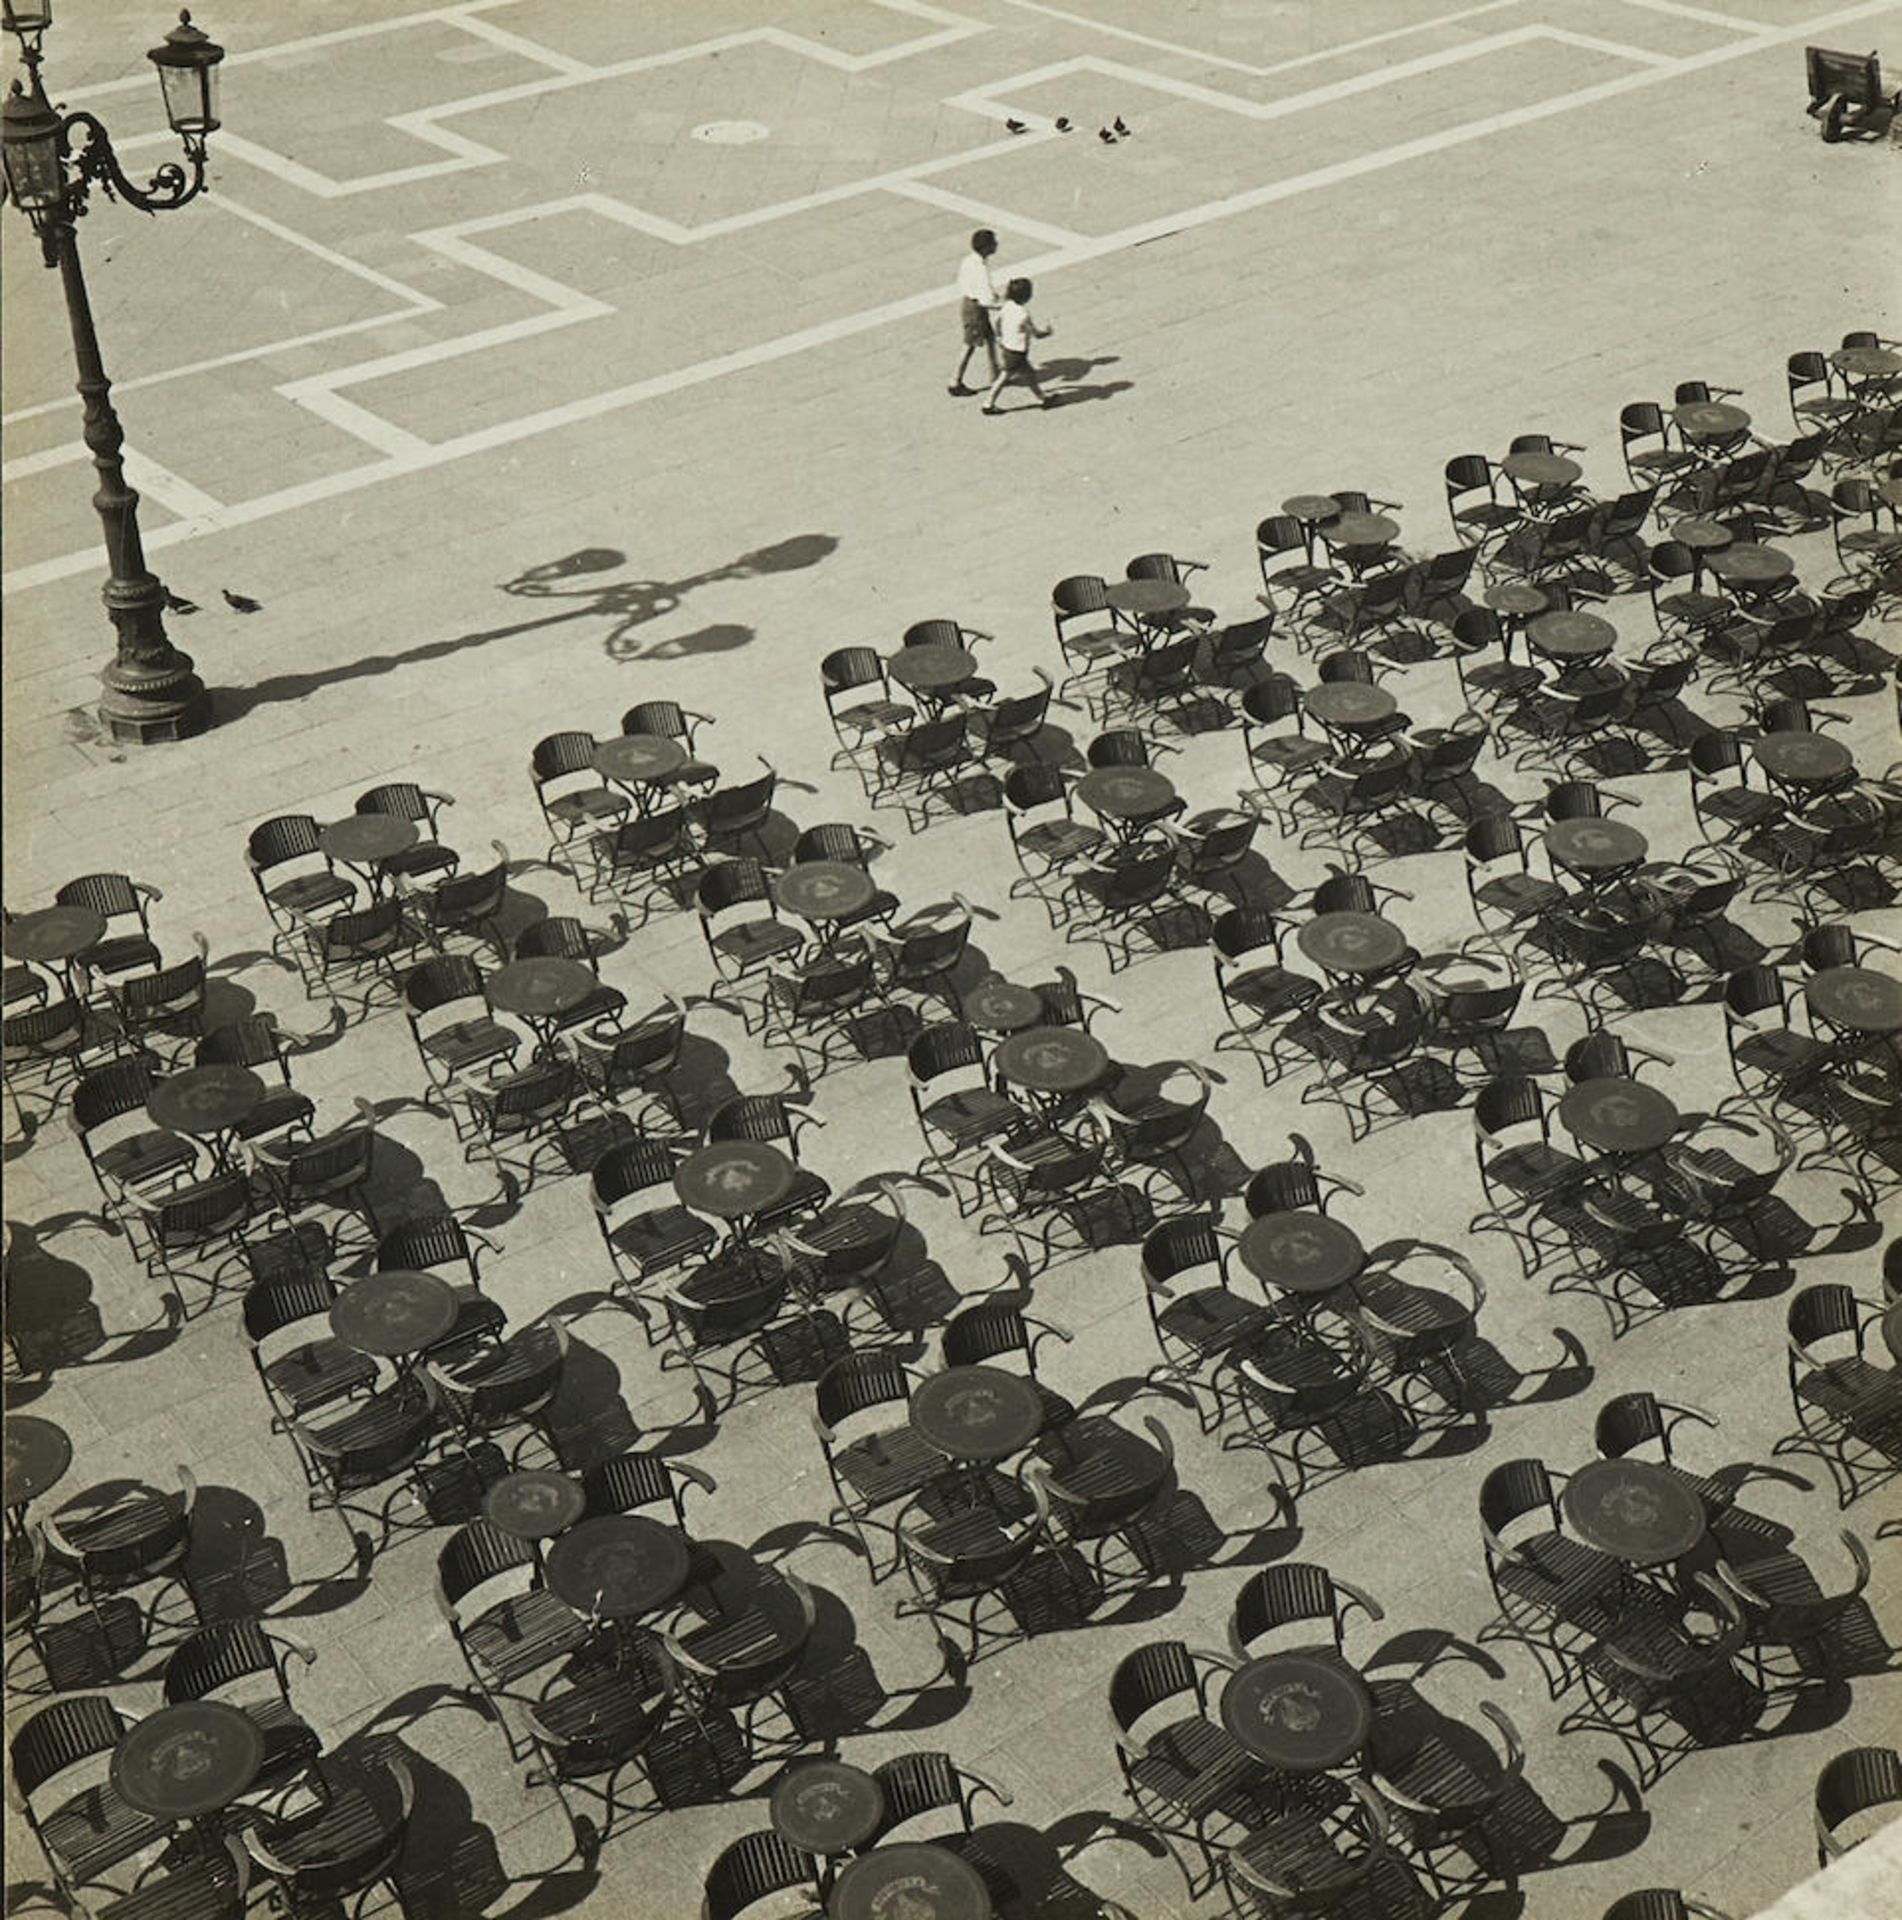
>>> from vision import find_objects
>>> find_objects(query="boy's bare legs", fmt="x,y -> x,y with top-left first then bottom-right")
983,362 -> 1052,413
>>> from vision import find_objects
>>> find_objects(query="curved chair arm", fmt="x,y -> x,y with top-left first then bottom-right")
1139,1414 -> 1177,1472
1332,1574 -> 1385,1625
1368,1769 -> 1441,1817
1478,1701 -> 1525,1777
1024,1311 -> 1076,1346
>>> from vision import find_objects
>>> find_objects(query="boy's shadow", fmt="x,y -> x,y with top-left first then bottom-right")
1043,352 -> 1134,411
1040,353 -> 1120,382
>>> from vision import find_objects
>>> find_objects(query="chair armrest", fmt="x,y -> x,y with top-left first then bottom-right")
1333,1574 -> 1385,1623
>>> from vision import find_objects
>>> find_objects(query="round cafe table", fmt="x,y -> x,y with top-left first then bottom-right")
110,1700 -> 265,1823
776,861 -> 875,930
1484,581 -> 1549,619
1831,345 -> 1902,381
1544,818 -> 1648,880
483,1469 -> 586,1544
2,905 -> 106,971
1103,578 -> 1191,622
1321,512 -> 1398,551
961,979 -> 1043,1035
1528,610 -> 1617,664
1559,1077 -> 1680,1156
4,1415 -> 72,1533
1561,1457 -> 1707,1569
992,1025 -> 1109,1097
1706,543 -> 1795,589
328,1269 -> 458,1361
1303,682 -> 1397,734
545,1513 -> 692,1620
146,1065 -> 265,1166
910,1365 -> 1045,1465
1672,400 -> 1750,441
1751,732 -> 1854,790
829,1842 -> 991,1920
1075,766 -> 1177,831
593,734 -> 687,791
674,1140 -> 796,1222
1282,493 -> 1343,528
1238,1210 -> 1366,1297
1221,1651 -> 1374,1774
1883,1299 -> 1902,1365
1296,912 -> 1407,979
771,1759 -> 886,1858
888,646 -> 978,697
485,956 -> 602,1059
1806,967 -> 1902,1038
1671,517 -> 1733,555
1502,450 -> 1582,492
319,815 -> 418,884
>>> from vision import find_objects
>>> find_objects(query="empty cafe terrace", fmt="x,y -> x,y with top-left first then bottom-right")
6,294 -> 1901,1919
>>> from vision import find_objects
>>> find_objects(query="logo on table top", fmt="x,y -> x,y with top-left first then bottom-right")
869,1877 -> 943,1920
707,1159 -> 761,1196
942,1382 -> 1003,1427
158,1730 -> 218,1781
515,1481 -> 566,1516
1596,1092 -> 1641,1128
794,1777 -> 853,1821
1571,826 -> 1613,852
1599,1482 -> 1662,1531
1279,1227 -> 1325,1265
1254,1679 -> 1324,1734
1024,1041 -> 1067,1073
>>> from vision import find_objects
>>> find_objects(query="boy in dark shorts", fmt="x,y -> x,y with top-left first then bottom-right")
949,229 -> 1001,395
984,277 -> 1055,414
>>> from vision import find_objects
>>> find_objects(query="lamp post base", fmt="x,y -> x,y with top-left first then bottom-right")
98,654 -> 211,743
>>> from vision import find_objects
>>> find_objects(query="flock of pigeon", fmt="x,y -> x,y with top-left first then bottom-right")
1004,112 -> 1134,142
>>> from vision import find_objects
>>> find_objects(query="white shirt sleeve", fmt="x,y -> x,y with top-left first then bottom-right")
957,255 -> 997,305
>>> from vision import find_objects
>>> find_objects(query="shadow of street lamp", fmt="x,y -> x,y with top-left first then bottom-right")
1,5 -> 225,744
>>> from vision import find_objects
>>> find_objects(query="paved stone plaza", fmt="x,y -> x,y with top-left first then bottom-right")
4,2 -> 1901,1917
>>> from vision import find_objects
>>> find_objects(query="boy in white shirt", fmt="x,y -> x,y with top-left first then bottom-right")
984,277 -> 1055,414
949,229 -> 1001,395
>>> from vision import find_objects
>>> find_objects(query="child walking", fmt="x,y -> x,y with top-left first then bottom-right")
985,278 -> 1056,414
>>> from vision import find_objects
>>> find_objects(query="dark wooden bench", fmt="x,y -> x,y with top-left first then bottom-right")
1805,46 -> 1899,141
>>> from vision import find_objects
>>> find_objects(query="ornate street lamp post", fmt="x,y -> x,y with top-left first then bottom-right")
2,5 -> 225,744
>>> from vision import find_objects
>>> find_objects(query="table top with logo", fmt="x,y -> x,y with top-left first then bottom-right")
544,1513 -> 693,1619
1543,818 -> 1648,875
1560,1456 -> 1708,1567
1295,912 -> 1408,978
828,1842 -> 992,1920
328,1269 -> 459,1359
673,1140 -> 797,1220
1705,542 -> 1794,587
1103,578 -> 1191,618
888,646 -> 978,694
1528,610 -> 1618,662
4,1414 -> 72,1513
1558,1076 -> 1680,1155
961,979 -> 1044,1035
1750,731 -> 1854,788
146,1065 -> 266,1141
991,1025 -> 1109,1095
1075,767 -> 1177,823
1221,1650 -> 1374,1773
1806,966 -> 1902,1036
770,1759 -> 887,1856
1672,400 -> 1750,439
319,815 -> 418,867
1502,450 -> 1582,489
1238,1210 -> 1367,1296
776,861 -> 876,924
483,1469 -> 587,1543
909,1365 -> 1045,1464
3,905 -> 106,964
110,1701 -> 265,1821
593,734 -> 688,786
1303,682 -> 1397,730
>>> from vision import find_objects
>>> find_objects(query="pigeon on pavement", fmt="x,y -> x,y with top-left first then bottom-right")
1098,126 -> 1117,143
222,589 -> 263,613
1005,117 -> 1028,134
161,588 -> 198,615
1113,116 -> 1132,137
1054,116 -> 1073,132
